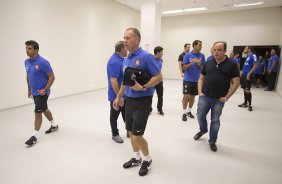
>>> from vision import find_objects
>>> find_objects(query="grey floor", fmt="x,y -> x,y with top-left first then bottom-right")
0,79 -> 282,184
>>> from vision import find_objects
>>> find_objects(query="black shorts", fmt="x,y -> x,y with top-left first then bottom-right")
183,81 -> 198,95
241,75 -> 252,90
33,95 -> 49,113
125,96 -> 152,136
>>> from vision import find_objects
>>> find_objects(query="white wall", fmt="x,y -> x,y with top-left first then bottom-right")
0,0 -> 140,110
161,7 -> 282,79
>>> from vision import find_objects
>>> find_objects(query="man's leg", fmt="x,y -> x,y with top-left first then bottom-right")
194,96 -> 210,140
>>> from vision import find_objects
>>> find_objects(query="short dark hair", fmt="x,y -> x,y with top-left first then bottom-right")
192,40 -> 202,48
25,40 -> 39,50
154,46 -> 163,55
246,46 -> 253,52
115,41 -> 125,52
184,43 -> 190,48
213,41 -> 227,51
126,27 -> 141,41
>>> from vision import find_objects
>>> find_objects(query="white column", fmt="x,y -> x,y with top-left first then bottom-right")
140,0 -> 161,54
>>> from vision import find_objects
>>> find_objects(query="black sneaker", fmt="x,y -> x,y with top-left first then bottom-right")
182,114 -> 187,121
209,143 -> 217,152
238,103 -> 248,108
45,125 -> 59,134
194,131 -> 204,140
139,160 -> 152,176
123,158 -> 142,168
248,105 -> 253,111
158,110 -> 164,116
187,112 -> 194,118
25,136 -> 37,146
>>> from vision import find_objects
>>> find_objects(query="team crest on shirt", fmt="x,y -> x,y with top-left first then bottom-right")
135,59 -> 141,67
35,64 -> 40,70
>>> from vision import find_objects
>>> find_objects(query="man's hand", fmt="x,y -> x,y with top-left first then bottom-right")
37,89 -> 46,96
131,80 -> 143,91
28,90 -> 32,98
181,73 -> 184,78
113,97 -> 124,110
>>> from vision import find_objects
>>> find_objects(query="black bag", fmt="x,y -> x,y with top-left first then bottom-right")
123,67 -> 151,87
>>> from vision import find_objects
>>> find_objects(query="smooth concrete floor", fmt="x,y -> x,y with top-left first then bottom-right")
0,79 -> 282,184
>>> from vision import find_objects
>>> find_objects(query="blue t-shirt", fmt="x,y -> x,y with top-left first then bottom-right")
107,53 -> 124,102
154,57 -> 163,70
123,48 -> 161,98
242,53 -> 257,76
182,51 -> 205,82
234,57 -> 240,64
25,55 -> 53,96
254,60 -> 266,74
267,55 -> 279,72
206,55 -> 214,62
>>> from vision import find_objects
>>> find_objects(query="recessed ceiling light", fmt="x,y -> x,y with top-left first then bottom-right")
234,1 -> 264,7
184,7 -> 207,12
162,10 -> 184,15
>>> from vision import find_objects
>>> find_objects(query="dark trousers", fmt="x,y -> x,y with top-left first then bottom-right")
110,102 -> 125,136
155,81 -> 163,111
267,72 -> 277,90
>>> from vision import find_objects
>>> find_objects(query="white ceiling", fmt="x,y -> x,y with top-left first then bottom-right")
114,0 -> 282,17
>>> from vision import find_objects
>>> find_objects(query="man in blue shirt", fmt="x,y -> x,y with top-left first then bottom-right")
107,41 -> 128,143
24,40 -> 58,146
206,47 -> 214,62
265,49 -> 279,91
113,28 -> 162,176
254,55 -> 266,88
182,40 -> 205,121
238,46 -> 257,111
178,43 -> 190,78
153,46 -> 164,115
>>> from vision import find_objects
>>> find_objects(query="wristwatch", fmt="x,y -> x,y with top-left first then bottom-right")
142,86 -> 147,91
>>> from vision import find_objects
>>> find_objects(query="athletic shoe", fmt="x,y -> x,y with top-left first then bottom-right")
112,135 -> 124,143
194,131 -> 204,140
248,106 -> 253,111
187,112 -> 194,118
45,125 -> 59,134
182,114 -> 187,121
158,110 -> 164,116
123,158 -> 142,168
139,160 -> 152,176
209,143 -> 217,152
238,103 -> 248,108
25,136 -> 37,146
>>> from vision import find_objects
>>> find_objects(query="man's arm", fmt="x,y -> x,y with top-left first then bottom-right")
246,63 -> 258,80
26,75 -> 31,97
269,60 -> 278,74
38,72 -> 55,95
198,74 -> 205,96
178,61 -> 184,77
113,84 -> 125,110
110,77 -> 119,95
225,77 -> 240,100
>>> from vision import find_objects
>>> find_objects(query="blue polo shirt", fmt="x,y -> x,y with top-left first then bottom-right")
254,60 -> 266,74
267,55 -> 279,72
206,55 -> 214,62
107,53 -> 124,102
182,51 -> 205,82
25,55 -> 53,96
123,48 -> 161,98
242,53 -> 257,76
155,57 -> 163,70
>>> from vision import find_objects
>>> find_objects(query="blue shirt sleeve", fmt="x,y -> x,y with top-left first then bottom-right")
145,54 -> 161,76
41,61 -> 53,74
109,62 -> 120,78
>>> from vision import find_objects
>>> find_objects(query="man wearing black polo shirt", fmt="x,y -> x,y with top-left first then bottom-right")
193,41 -> 240,152
178,43 -> 190,78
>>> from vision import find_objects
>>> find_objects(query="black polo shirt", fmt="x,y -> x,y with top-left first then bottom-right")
178,52 -> 186,62
202,57 -> 240,98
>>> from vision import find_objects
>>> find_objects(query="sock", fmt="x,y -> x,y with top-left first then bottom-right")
134,152 -> 141,160
187,108 -> 191,113
32,130 -> 39,138
183,109 -> 187,114
244,91 -> 247,104
247,92 -> 252,106
144,154 -> 152,162
50,120 -> 57,127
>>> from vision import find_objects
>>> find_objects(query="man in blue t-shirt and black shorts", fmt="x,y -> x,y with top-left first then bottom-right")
238,46 -> 258,111
182,40 -> 205,121
113,28 -> 162,176
24,40 -> 59,146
